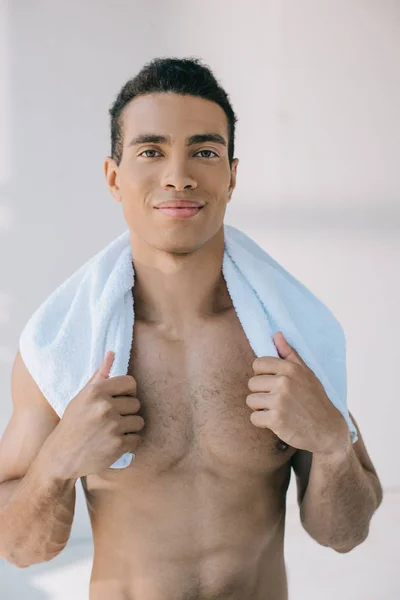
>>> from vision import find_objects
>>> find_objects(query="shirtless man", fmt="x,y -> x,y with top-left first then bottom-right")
0,57 -> 383,599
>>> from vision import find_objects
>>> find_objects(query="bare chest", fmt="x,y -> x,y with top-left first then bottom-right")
123,310 -> 294,476
83,310 -> 293,599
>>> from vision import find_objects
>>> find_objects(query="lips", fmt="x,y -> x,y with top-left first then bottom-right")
156,205 -> 203,219
155,200 -> 204,209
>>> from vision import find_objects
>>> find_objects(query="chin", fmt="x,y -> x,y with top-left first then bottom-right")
156,233 -> 205,254
161,242 -> 202,255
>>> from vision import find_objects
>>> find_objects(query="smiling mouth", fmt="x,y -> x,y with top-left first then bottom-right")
155,206 -> 204,218
156,207 -> 203,209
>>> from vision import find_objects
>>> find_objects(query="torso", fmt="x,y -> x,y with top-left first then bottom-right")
81,304 -> 296,600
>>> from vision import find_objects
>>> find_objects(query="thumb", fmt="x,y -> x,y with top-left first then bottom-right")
90,350 -> 115,383
273,331 -> 304,365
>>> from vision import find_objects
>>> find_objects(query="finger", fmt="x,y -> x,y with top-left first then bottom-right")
252,356 -> 290,376
101,351 -> 115,378
246,392 -> 274,411
119,414 -> 145,434
89,351 -> 115,383
250,408 -> 273,429
113,395 -> 141,415
123,433 -> 142,454
248,374 -> 277,393
100,375 -> 137,397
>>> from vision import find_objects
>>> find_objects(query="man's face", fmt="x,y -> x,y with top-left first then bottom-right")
104,93 -> 238,254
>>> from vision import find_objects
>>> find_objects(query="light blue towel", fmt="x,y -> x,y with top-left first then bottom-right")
19,224 -> 357,469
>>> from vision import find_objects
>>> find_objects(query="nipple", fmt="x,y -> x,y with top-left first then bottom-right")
276,439 -> 290,452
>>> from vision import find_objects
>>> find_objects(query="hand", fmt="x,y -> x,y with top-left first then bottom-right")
53,351 -> 144,478
246,331 -> 350,454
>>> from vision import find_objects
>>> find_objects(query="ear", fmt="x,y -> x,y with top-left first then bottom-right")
104,156 -> 122,203
227,158 -> 239,202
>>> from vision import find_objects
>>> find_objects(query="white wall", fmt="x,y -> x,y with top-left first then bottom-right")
0,0 -> 398,545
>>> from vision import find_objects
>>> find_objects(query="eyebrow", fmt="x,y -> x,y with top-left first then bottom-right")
127,133 -> 227,148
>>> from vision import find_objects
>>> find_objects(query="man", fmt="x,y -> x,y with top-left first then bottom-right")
0,57 -> 383,599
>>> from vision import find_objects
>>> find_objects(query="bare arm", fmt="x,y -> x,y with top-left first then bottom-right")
0,350 -> 77,568
292,411 -> 383,553
0,443 -> 77,568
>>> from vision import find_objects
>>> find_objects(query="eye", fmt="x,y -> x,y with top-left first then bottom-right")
195,150 -> 218,158
138,149 -> 162,158
138,149 -> 218,159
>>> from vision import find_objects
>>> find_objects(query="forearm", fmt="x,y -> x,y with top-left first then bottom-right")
0,434 -> 77,568
300,441 -> 382,551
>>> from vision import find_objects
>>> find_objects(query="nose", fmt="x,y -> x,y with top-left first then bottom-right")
161,162 -> 198,191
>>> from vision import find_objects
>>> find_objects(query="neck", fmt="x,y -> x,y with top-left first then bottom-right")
130,226 -> 233,338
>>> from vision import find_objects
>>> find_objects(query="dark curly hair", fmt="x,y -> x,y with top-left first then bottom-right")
108,56 -> 238,167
